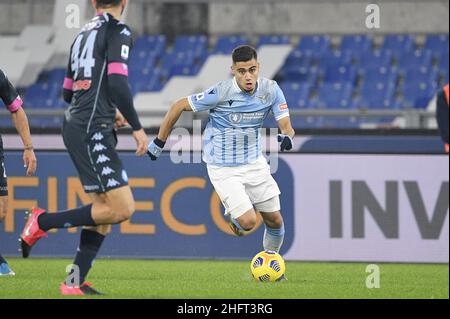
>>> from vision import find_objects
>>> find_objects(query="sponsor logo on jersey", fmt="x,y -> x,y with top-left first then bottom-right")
107,178 -> 120,188
278,103 -> 288,111
193,93 -> 205,102
121,45 -> 129,60
102,166 -> 115,176
73,80 -> 92,91
229,113 -> 243,124
96,154 -> 110,164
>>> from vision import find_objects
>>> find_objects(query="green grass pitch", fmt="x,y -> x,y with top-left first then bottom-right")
0,258 -> 448,299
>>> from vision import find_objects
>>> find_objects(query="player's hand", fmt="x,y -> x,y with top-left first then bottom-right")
132,129 -> 149,157
23,148 -> 37,176
115,110 -> 128,130
277,134 -> 294,152
147,138 -> 166,161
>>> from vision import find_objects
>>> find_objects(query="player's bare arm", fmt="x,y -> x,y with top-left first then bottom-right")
147,97 -> 192,160
158,97 -> 193,142
277,116 -> 295,152
11,106 -> 37,176
278,116 -> 295,139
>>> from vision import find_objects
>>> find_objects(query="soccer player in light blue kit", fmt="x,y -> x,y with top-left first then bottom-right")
148,45 -> 295,257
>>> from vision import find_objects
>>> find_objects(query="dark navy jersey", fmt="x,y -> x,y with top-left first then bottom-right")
64,13 -> 133,130
0,69 -> 23,113
1,69 -> 23,148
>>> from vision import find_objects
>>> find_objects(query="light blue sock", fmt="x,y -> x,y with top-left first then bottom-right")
263,223 -> 285,253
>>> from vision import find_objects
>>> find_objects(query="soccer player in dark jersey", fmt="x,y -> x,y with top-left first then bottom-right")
0,69 -> 37,276
19,0 -> 148,295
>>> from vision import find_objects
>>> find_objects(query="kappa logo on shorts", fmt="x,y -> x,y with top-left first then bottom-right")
93,143 -> 107,152
106,178 -> 120,188
101,166 -> 115,176
96,154 -> 110,164
91,133 -> 104,141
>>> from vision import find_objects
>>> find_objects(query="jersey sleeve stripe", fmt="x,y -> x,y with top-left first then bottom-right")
7,96 -> 23,113
275,112 -> 290,121
63,77 -> 74,91
187,95 -> 198,112
107,62 -> 129,77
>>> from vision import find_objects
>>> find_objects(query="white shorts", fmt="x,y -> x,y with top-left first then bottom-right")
207,156 -> 281,219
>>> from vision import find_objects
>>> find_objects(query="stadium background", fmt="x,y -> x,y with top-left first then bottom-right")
0,0 -> 448,265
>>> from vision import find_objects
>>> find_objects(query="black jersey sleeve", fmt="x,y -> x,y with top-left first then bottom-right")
106,23 -> 142,131
63,56 -> 74,103
0,69 -> 23,113
436,89 -> 449,144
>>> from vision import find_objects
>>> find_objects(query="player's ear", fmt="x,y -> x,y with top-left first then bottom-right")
230,65 -> 236,76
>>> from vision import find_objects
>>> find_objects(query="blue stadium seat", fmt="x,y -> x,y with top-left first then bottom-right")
357,49 -> 392,68
357,81 -> 396,109
284,49 -> 315,68
322,63 -> 357,83
403,66 -> 439,87
358,66 -> 398,85
316,82 -> 354,109
401,81 -> 438,109
257,35 -> 291,47
297,35 -> 331,58
397,49 -> 433,70
424,34 -> 449,54
283,66 -> 319,83
24,83 -> 57,108
381,34 -> 415,58
280,82 -> 311,109
340,35 -> 373,55
134,35 -> 166,57
213,35 -> 249,54
320,50 -> 353,67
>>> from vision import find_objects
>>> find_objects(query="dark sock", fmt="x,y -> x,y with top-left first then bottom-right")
67,229 -> 105,286
38,204 -> 96,232
0,253 -> 7,264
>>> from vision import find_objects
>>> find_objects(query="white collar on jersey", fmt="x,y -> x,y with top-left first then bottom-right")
232,77 -> 260,95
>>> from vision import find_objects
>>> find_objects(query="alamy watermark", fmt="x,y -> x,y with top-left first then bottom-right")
365,264 -> 381,289
65,264 -> 80,288
167,120 -> 283,174
366,4 -> 381,29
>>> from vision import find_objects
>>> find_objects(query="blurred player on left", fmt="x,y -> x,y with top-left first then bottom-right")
0,69 -> 37,276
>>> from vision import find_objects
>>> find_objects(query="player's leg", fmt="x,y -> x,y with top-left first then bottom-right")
62,193 -> 111,295
21,125 -> 134,258
256,197 -> 285,253
69,187 -> 134,285
207,165 -> 257,235
0,159 -> 14,276
246,157 -> 285,251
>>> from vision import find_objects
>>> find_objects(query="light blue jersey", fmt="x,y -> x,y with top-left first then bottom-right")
188,77 -> 290,167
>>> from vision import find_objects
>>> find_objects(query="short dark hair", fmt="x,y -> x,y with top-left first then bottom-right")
232,45 -> 257,63
96,0 -> 122,8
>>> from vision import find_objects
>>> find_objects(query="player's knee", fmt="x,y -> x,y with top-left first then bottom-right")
0,204 -> 7,223
116,202 -> 135,222
271,213 -> 284,228
240,215 -> 257,231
